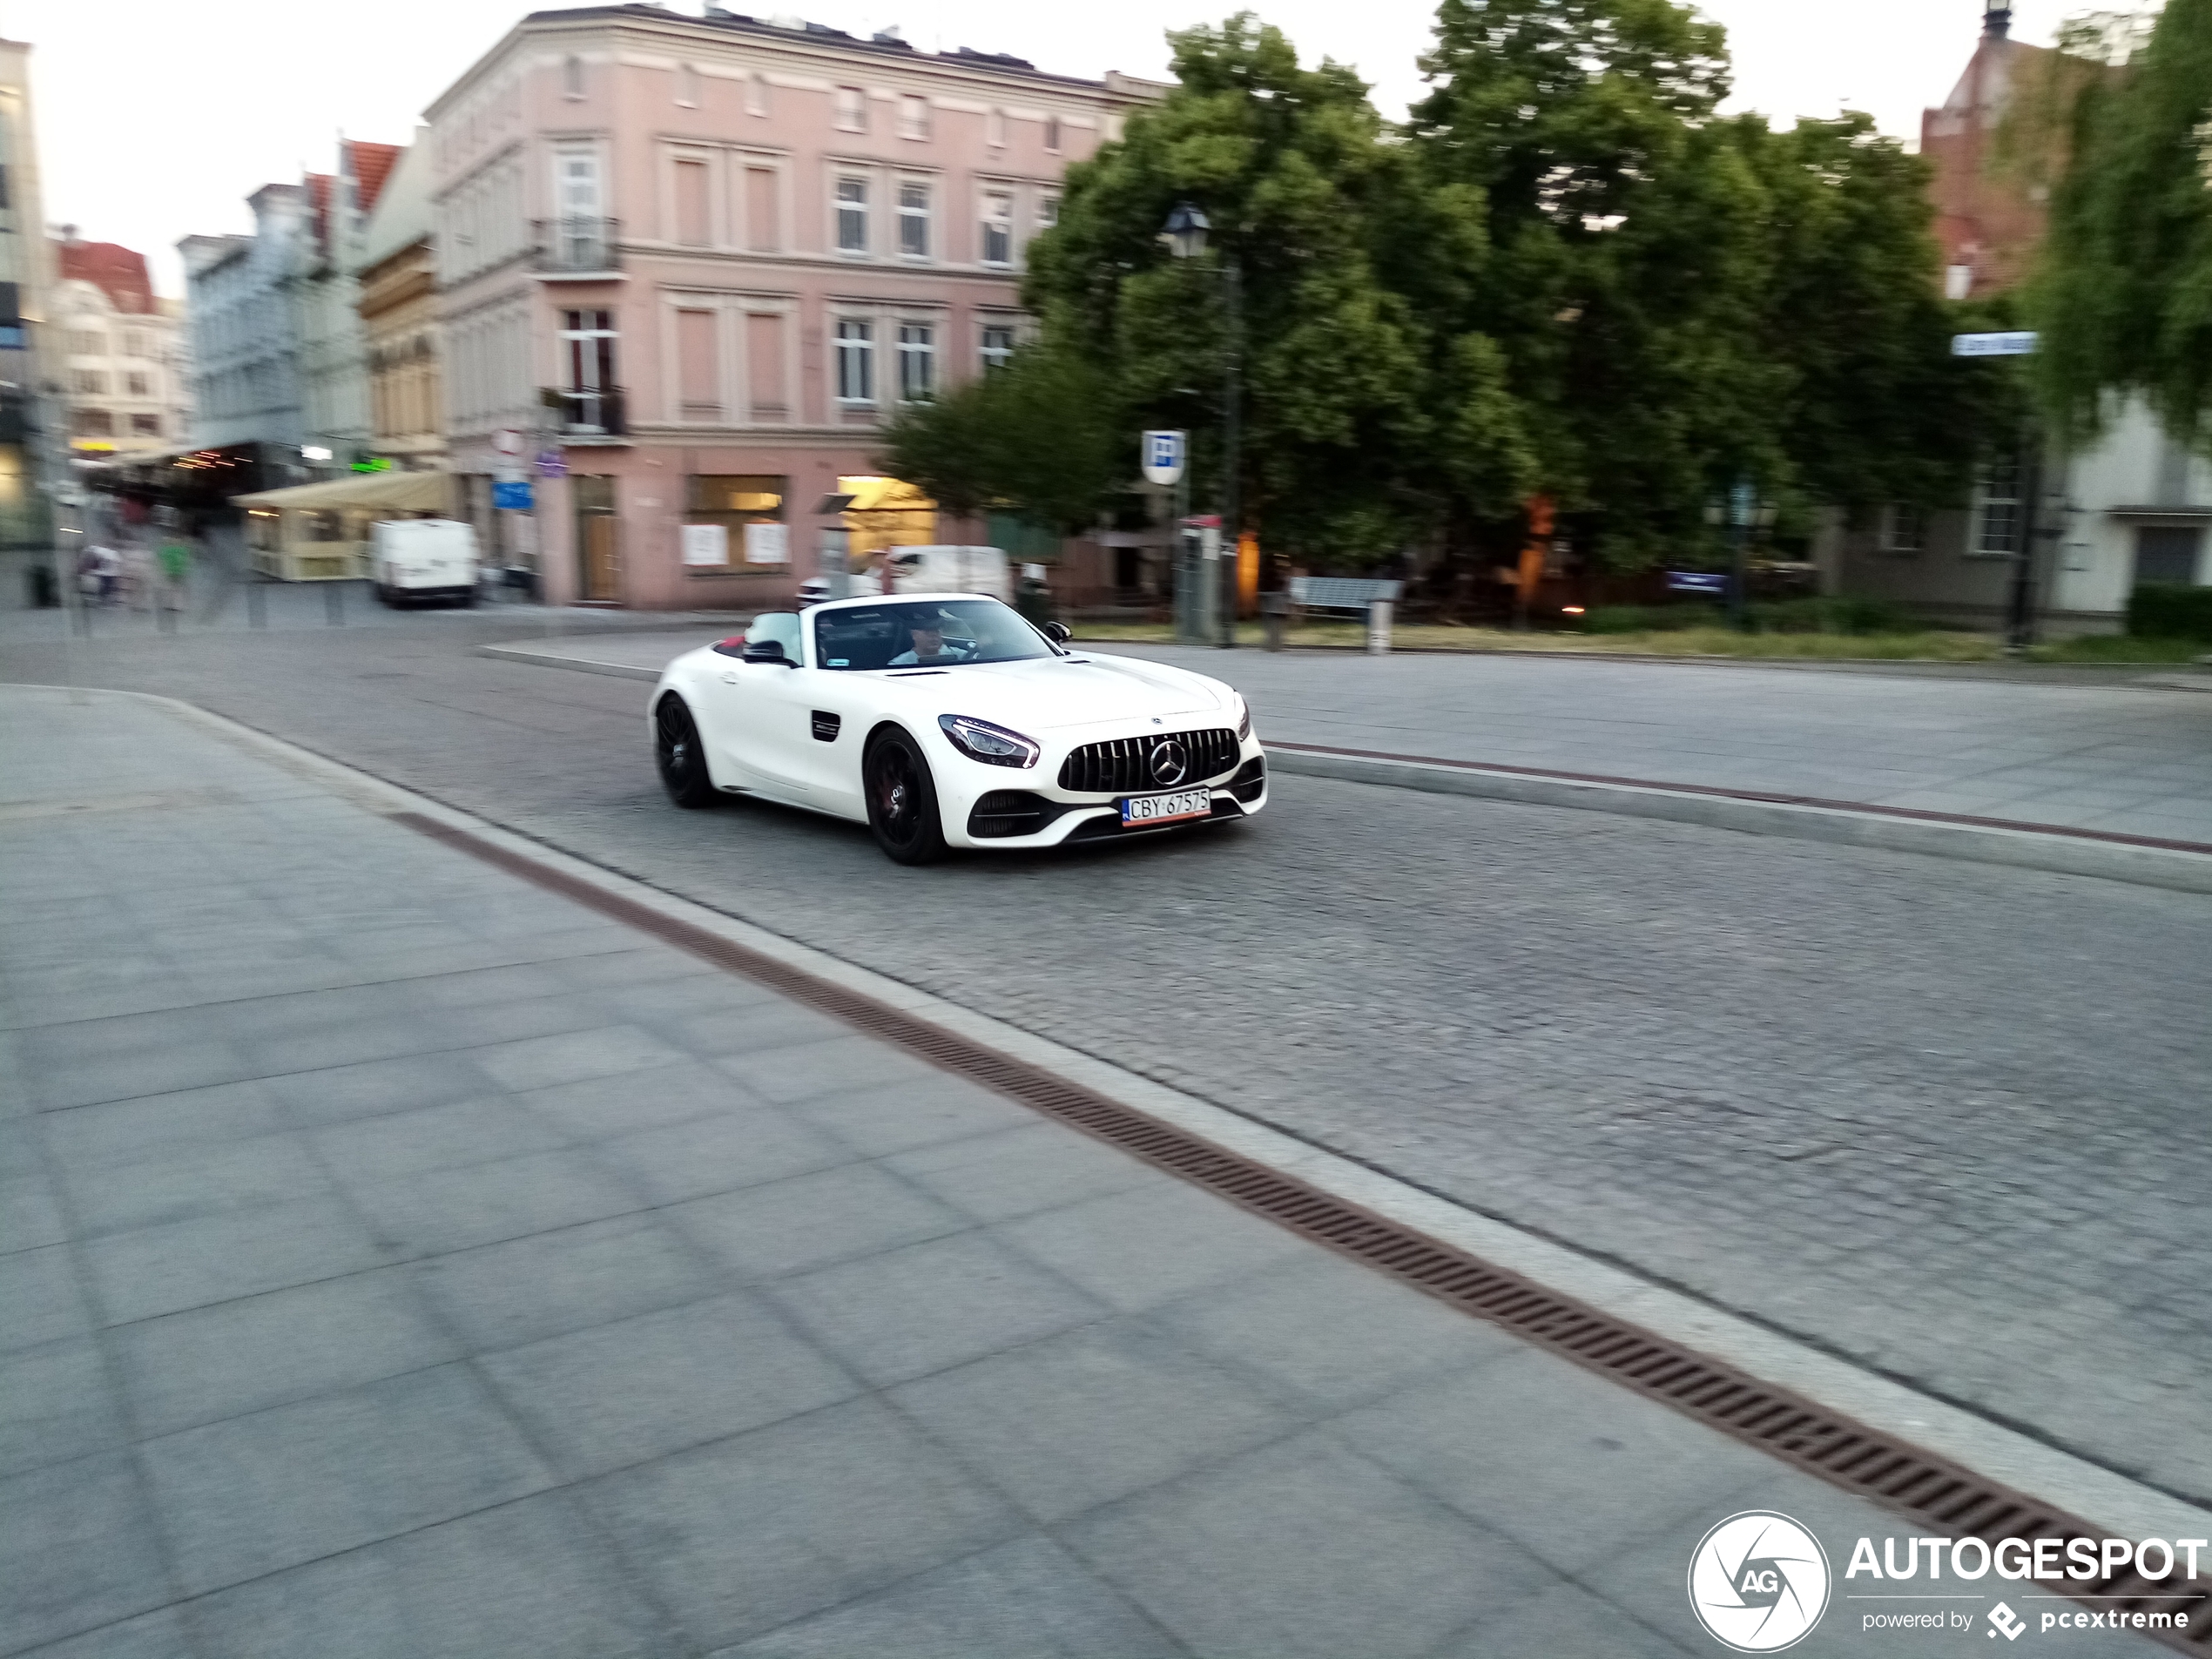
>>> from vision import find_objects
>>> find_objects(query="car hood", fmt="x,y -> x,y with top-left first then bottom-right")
867,651 -> 1231,731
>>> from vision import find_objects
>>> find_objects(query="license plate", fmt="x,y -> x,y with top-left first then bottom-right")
1120,786 -> 1213,826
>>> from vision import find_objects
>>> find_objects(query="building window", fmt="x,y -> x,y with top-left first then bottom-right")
559,307 -> 618,430
71,408 -> 112,435
1037,195 -> 1060,230
2134,525 -> 2203,586
1044,115 -> 1062,152
745,71 -> 769,117
836,178 -> 868,253
132,413 -> 161,436
563,55 -> 586,98
685,474 -> 787,567
835,85 -> 867,132
676,63 -> 699,106
70,329 -> 105,355
1975,451 -> 2022,556
897,182 -> 930,258
1878,503 -> 1925,555
125,372 -> 151,397
898,94 -> 929,139
72,368 -> 105,395
898,322 -> 934,400
980,323 -> 1015,373
834,319 -> 873,401
981,193 -> 1013,266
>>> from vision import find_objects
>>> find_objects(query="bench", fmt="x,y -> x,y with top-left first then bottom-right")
1274,577 -> 1404,653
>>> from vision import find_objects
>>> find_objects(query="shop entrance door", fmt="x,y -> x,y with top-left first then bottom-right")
574,475 -> 620,602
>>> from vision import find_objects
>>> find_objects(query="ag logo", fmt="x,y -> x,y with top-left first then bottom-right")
1688,1512 -> 1831,1652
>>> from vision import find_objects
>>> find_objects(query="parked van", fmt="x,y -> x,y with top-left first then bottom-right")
886,545 -> 1010,600
371,519 -> 480,606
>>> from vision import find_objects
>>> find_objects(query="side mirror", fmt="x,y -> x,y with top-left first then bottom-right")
1042,621 -> 1071,644
741,638 -> 793,665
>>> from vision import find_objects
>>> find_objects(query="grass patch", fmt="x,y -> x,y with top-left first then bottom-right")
2025,634 -> 2209,664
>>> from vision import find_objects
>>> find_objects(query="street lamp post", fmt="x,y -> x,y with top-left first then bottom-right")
1163,202 -> 1240,649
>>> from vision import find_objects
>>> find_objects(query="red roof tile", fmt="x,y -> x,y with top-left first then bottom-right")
57,240 -> 156,314
348,141 -> 405,216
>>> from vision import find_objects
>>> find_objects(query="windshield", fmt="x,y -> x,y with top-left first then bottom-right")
813,598 -> 1058,671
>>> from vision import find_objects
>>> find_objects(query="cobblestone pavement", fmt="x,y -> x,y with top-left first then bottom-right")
3,621 -> 2209,1515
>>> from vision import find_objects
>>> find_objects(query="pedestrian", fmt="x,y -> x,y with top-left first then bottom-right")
76,543 -> 105,604
157,533 -> 192,614
121,542 -> 154,610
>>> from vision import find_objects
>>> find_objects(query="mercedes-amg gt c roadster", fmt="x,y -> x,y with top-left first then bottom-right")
649,593 -> 1267,863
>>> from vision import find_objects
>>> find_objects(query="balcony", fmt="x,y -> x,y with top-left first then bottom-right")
543,386 -> 629,441
532,218 -> 623,279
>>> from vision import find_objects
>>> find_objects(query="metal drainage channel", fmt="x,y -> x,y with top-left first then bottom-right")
399,808 -> 2210,1654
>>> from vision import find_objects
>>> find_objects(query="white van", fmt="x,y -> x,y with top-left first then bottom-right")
886,545 -> 1010,600
371,518 -> 481,606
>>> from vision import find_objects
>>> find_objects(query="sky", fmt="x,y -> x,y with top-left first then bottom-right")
10,0 -> 2086,296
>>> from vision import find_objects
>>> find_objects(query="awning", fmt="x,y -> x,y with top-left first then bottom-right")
233,470 -> 455,515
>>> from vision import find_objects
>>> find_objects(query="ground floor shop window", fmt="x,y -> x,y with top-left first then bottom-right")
684,473 -> 788,570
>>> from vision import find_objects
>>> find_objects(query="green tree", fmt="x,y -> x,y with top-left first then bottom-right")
1025,14 -> 1530,563
876,344 -> 1126,534
1410,0 -> 2001,565
2028,0 -> 2212,448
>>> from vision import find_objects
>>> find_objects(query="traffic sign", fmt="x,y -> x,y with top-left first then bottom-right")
1952,331 -> 2039,358
493,480 -> 534,511
536,449 -> 568,479
494,428 -> 524,455
1141,429 -> 1186,487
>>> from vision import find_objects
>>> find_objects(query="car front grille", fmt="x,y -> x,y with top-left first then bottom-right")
1057,727 -> 1239,795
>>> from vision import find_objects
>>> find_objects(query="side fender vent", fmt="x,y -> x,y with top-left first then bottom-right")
811,711 -> 841,743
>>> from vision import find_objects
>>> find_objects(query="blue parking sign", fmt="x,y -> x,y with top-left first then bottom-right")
493,480 -> 534,511
1142,430 -> 1186,486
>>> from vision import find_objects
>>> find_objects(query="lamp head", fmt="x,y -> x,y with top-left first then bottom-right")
1161,200 -> 1211,260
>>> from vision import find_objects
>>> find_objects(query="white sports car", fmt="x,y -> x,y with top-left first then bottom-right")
648,592 -> 1267,864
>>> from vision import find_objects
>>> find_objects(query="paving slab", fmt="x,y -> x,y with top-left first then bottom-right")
0,684 -> 2173,1657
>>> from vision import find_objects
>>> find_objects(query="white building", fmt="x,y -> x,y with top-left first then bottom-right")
53,233 -> 190,460
180,185 -> 311,450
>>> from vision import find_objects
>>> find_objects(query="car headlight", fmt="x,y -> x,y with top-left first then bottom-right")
1235,696 -> 1252,741
938,714 -> 1041,769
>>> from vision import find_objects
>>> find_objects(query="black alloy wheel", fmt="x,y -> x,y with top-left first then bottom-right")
655,696 -> 718,808
864,728 -> 948,865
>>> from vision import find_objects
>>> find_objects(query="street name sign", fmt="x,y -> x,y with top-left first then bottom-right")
1142,430 -> 1187,486
1952,332 -> 2040,358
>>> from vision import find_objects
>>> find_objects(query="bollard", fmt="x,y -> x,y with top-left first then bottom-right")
325,581 -> 343,626
1366,599 -> 1393,656
1260,590 -> 1290,651
247,581 -> 266,629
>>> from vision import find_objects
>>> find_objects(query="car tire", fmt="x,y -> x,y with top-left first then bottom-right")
864,727 -> 948,865
654,696 -> 718,808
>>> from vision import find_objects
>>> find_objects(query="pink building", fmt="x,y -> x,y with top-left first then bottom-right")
425,3 -> 1162,608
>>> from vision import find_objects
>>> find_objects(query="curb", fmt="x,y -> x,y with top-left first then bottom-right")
477,642 -> 661,682
1267,745 -> 2212,896
13,680 -> 2209,1549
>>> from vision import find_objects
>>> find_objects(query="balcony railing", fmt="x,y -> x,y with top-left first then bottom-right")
543,386 -> 628,437
532,217 -> 621,275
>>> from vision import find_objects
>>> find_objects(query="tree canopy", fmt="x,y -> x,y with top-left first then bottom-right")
888,3 -> 2007,571
2027,0 -> 2212,449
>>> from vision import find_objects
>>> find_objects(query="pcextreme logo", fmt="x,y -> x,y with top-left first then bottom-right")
1689,1511 -> 1833,1652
